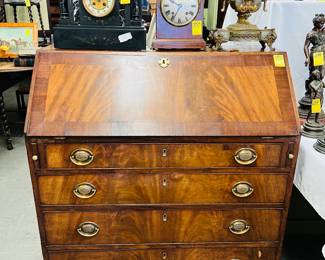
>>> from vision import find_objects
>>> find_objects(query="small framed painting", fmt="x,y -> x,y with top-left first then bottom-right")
0,22 -> 38,58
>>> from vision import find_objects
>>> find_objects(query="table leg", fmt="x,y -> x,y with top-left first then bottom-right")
0,92 -> 13,150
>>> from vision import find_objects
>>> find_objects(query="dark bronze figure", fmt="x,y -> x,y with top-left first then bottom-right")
299,14 -> 325,120
302,69 -> 325,138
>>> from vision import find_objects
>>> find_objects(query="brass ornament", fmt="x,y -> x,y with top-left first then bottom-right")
229,219 -> 250,235
32,155 -> 38,161
234,148 -> 257,165
159,58 -> 170,68
70,148 -> 94,166
73,182 -> 97,199
232,181 -> 254,198
208,0 -> 277,51
77,222 -> 99,237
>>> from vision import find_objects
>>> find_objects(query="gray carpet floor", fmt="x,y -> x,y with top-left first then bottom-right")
0,137 -> 42,260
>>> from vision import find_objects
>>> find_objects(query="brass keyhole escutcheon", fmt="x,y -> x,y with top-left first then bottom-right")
161,251 -> 167,259
162,148 -> 168,157
234,148 -> 257,165
162,178 -> 168,187
162,212 -> 168,222
232,181 -> 254,198
73,182 -> 97,199
229,219 -> 250,235
70,148 -> 94,166
159,58 -> 170,68
77,222 -> 99,237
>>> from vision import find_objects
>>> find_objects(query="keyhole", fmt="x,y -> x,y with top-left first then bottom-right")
162,212 -> 168,222
162,148 -> 168,157
162,252 -> 167,259
162,178 -> 168,187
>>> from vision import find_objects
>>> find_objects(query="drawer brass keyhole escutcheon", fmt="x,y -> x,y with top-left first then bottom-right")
70,148 -> 94,166
162,148 -> 168,157
159,58 -> 170,68
77,222 -> 99,237
229,219 -> 250,235
162,212 -> 168,222
73,182 -> 97,199
232,181 -> 254,198
234,148 -> 257,165
161,252 -> 167,259
162,178 -> 168,187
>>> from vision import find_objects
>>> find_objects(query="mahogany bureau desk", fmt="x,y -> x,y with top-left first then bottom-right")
25,49 -> 300,260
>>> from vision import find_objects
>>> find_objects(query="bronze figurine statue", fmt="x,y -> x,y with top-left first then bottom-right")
304,14 -> 325,75
299,14 -> 325,120
302,69 -> 325,138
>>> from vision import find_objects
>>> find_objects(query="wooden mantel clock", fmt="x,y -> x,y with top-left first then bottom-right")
152,0 -> 206,49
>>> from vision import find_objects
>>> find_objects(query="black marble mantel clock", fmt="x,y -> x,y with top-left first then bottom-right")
54,0 -> 146,50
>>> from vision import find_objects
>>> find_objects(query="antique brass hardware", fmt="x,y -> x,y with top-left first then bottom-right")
77,222 -> 99,237
258,250 -> 263,258
161,252 -> 167,259
162,148 -> 168,157
232,181 -> 254,198
70,148 -> 94,166
73,182 -> 97,199
162,178 -> 168,187
229,219 -> 250,235
32,155 -> 38,161
234,148 -> 257,165
288,153 -> 294,160
162,212 -> 168,222
159,58 -> 170,68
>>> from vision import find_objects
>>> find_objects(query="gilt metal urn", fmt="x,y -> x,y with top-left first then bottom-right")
209,0 -> 276,51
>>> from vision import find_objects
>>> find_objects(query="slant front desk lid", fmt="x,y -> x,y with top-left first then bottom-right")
25,49 -> 300,137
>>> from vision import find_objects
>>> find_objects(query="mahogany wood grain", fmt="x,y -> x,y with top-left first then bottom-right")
45,143 -> 282,169
25,50 -> 300,137
48,247 -> 277,260
38,173 -> 287,205
43,209 -> 282,244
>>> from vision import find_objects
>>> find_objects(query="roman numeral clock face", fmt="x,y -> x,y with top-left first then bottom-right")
161,0 -> 199,27
82,0 -> 115,17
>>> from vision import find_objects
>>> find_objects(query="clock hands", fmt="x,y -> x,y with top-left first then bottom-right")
168,0 -> 183,21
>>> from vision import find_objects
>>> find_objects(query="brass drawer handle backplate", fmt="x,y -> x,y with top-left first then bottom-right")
229,219 -> 250,235
232,181 -> 254,198
77,222 -> 99,237
70,148 -> 94,166
234,148 -> 257,165
73,182 -> 97,199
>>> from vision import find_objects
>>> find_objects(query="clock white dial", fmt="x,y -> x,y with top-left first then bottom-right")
82,0 -> 115,17
161,0 -> 200,27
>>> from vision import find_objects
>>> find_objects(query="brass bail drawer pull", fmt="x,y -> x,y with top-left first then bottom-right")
70,148 -> 94,166
229,219 -> 250,235
77,222 -> 99,237
73,182 -> 97,199
232,181 -> 254,198
234,148 -> 257,165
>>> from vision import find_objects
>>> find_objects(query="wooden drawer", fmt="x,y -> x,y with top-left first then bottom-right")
45,143 -> 283,169
48,247 -> 277,260
44,209 -> 282,245
38,173 -> 287,205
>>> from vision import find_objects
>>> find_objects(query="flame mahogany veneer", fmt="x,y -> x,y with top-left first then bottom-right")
25,49 -> 300,260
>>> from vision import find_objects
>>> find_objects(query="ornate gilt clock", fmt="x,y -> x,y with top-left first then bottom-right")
152,0 -> 206,49
53,0 -> 146,50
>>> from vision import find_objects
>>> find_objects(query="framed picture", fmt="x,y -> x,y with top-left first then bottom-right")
0,22 -> 38,58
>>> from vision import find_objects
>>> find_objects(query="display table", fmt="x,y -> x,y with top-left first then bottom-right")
223,0 -> 325,99
294,136 -> 325,258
